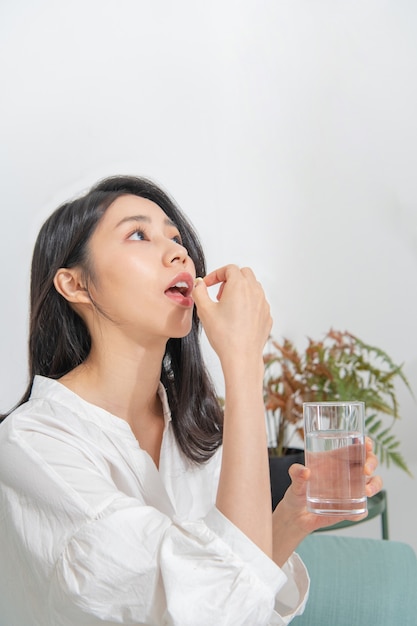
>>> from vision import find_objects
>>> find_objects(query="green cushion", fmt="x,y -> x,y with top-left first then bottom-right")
293,534 -> 417,626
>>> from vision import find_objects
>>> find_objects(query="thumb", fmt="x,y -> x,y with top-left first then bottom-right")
288,463 -> 310,497
192,276 -> 211,311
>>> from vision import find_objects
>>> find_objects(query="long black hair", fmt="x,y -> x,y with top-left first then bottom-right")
1,175 -> 223,463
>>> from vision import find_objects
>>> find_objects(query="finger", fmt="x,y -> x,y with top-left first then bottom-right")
216,281 -> 225,301
288,463 -> 310,496
240,266 -> 256,280
364,454 -> 378,475
192,276 -> 212,311
203,264 -> 239,288
365,475 -> 383,497
365,437 -> 374,451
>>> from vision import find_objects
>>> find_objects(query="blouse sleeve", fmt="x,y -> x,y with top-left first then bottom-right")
49,498 -> 309,626
49,497 -> 306,626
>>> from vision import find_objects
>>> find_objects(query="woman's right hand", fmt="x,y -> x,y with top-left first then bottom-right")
192,265 -> 272,369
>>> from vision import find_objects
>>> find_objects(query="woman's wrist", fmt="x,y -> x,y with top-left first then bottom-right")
221,356 -> 264,390
272,499 -> 309,567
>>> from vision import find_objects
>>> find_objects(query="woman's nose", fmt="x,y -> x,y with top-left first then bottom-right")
163,240 -> 188,265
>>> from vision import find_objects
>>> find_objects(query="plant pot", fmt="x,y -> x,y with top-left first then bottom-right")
269,448 -> 305,510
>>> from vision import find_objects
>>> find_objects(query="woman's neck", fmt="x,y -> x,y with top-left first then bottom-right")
59,343 -> 167,467
59,342 -> 165,428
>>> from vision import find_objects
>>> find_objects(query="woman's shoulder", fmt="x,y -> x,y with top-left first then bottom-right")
5,375 -> 133,436
0,376 -> 142,509
0,377 -> 82,439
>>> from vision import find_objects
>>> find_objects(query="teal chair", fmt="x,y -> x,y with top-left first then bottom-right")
293,534 -> 417,626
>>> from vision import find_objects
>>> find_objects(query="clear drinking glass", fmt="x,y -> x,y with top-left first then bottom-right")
303,401 -> 367,515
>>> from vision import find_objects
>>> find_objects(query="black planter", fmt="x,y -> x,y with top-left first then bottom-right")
269,448 -> 305,510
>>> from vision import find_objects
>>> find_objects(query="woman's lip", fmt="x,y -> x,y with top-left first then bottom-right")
164,272 -> 194,297
164,290 -> 194,308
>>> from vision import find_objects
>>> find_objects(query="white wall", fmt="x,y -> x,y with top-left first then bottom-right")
1,0 -> 416,552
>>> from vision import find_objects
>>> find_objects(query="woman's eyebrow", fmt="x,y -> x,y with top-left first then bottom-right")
115,215 -> 150,228
115,215 -> 177,229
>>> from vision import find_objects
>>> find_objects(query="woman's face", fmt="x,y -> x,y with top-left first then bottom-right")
84,194 -> 196,344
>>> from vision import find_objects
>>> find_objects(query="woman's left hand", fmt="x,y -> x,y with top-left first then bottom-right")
271,437 -> 383,566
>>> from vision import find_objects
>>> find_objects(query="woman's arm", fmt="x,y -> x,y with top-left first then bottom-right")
193,266 -> 273,556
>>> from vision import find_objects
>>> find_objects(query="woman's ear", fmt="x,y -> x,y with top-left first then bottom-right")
53,268 -> 91,305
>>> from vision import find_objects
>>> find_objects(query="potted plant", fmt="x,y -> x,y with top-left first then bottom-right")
263,329 -> 414,507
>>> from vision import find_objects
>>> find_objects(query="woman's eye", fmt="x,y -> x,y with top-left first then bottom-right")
128,229 -> 146,241
127,229 -> 184,246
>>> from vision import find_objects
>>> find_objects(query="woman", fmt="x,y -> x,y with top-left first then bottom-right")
0,175 -> 381,625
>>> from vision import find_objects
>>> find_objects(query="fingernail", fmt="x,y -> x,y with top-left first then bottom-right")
194,277 -> 204,288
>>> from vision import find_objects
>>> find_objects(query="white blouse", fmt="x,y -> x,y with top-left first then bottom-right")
0,376 -> 309,625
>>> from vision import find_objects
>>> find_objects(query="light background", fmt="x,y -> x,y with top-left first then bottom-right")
1,0 -> 416,553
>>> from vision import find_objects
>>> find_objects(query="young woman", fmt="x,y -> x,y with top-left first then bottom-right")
0,175 -> 381,625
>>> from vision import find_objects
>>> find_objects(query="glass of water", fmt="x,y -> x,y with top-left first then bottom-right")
303,401 -> 367,515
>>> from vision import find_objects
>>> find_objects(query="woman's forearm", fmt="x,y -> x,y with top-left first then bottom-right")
216,358 -> 273,557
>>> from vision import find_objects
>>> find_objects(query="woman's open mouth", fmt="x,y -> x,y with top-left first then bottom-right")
164,272 -> 194,308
